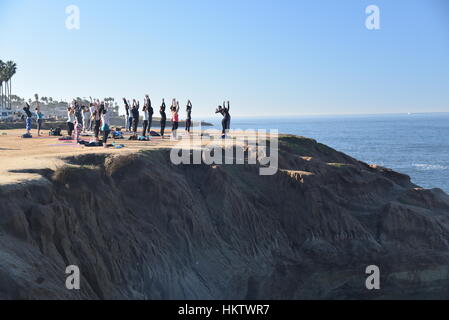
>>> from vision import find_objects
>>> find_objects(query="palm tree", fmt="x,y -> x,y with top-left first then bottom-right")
7,61 -> 17,109
0,61 -> 17,110
0,60 -> 5,109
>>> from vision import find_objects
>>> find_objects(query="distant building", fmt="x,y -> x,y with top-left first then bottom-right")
0,103 -> 14,120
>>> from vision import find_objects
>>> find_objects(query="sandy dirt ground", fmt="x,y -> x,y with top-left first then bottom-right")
0,128 -> 262,186
0,128 -> 184,185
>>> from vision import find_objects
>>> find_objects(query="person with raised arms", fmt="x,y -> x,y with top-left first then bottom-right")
131,99 -> 140,138
185,100 -> 193,134
171,100 -> 180,139
160,99 -> 167,138
215,100 -> 231,138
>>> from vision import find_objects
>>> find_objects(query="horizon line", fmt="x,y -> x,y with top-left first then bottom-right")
194,111 -> 449,119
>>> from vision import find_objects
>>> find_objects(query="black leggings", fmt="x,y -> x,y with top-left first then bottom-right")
185,118 -> 192,132
133,118 -> 139,133
67,122 -> 74,136
222,118 -> 230,135
103,129 -> 110,144
142,120 -> 149,136
94,120 -> 101,138
37,119 -> 43,132
172,121 -> 179,137
160,118 -> 166,136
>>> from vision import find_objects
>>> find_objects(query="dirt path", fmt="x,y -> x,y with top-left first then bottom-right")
0,129 -> 183,185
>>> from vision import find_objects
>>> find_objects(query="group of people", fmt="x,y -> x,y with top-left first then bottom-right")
22,95 -> 233,145
59,98 -> 112,147
123,97 -> 196,139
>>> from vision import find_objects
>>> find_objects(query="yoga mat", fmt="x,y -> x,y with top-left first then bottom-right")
48,143 -> 81,147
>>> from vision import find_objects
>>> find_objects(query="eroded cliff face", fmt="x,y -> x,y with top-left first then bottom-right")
1,135 -> 449,300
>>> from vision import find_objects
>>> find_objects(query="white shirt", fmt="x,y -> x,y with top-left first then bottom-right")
83,109 -> 90,119
143,109 -> 149,121
101,110 -> 110,126
67,111 -> 75,123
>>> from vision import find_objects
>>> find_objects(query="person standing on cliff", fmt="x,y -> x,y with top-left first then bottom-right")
73,101 -> 83,142
92,101 -> 102,141
23,102 -> 33,136
171,100 -> 180,139
82,104 -> 90,133
216,101 -> 231,138
185,100 -> 193,134
142,99 -> 150,137
131,99 -> 140,138
160,99 -> 167,138
101,102 -> 111,147
127,100 -> 133,132
145,94 -> 153,135
123,98 -> 130,132
67,104 -> 75,137
35,102 -> 44,136
88,98 -> 95,132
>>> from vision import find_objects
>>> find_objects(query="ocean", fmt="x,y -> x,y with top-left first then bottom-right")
204,113 -> 449,193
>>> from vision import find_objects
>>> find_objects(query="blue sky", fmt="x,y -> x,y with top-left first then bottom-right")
0,0 -> 448,116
